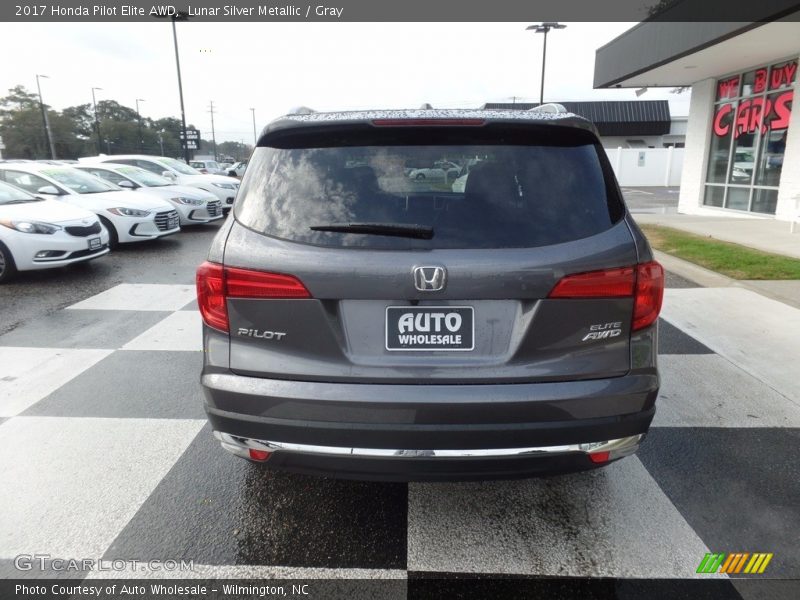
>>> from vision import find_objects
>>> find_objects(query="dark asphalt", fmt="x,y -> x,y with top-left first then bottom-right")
0,222 -> 223,336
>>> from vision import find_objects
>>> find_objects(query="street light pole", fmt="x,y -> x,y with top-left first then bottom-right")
91,87 -> 103,154
170,14 -> 191,164
158,129 -> 165,156
526,22 -> 566,105
35,75 -> 56,159
135,98 -> 145,153
249,107 -> 257,146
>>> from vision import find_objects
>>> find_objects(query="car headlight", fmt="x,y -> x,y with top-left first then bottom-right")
0,219 -> 62,234
171,197 -> 205,206
107,207 -> 151,217
211,182 -> 237,190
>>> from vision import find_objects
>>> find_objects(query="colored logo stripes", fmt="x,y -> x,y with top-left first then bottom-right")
697,552 -> 773,574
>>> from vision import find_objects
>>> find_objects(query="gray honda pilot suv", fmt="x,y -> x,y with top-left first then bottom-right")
197,107 -> 663,481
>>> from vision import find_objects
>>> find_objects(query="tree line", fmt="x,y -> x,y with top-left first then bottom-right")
0,85 -> 251,161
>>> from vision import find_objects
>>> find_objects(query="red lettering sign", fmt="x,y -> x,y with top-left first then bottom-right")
712,90 -> 793,138
717,76 -> 739,100
771,90 -> 794,130
770,61 -> 798,90
713,104 -> 733,136
754,68 -> 768,93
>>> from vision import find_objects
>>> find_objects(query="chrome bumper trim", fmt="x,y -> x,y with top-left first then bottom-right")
213,431 -> 644,461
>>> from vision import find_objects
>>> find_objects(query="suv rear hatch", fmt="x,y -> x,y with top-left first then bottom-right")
200,119 -> 657,384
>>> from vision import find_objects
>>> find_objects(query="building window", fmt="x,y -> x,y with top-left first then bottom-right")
704,59 -> 796,215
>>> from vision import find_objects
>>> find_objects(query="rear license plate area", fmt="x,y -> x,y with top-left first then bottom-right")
385,306 -> 474,351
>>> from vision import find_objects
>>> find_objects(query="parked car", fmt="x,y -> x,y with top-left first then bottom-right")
407,159 -> 461,181
197,107 -> 664,480
0,163 -> 180,247
0,180 -> 109,283
226,161 -> 247,177
80,155 -> 240,213
190,160 -> 227,176
75,164 -> 223,226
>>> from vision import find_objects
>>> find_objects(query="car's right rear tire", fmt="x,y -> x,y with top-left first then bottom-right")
0,242 -> 18,283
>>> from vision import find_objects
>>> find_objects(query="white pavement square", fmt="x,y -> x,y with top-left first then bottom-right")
0,416 -> 205,559
122,311 -> 203,352
662,287 -> 800,404
407,457 -> 717,578
0,347 -> 113,417
67,284 -> 197,312
653,355 -> 800,428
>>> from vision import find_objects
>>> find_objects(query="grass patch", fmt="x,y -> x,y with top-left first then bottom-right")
639,224 -> 800,280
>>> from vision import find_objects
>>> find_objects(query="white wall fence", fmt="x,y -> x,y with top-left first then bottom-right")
605,147 -> 684,187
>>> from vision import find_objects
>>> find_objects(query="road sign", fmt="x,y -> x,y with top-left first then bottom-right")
182,140 -> 198,150
180,130 -> 200,141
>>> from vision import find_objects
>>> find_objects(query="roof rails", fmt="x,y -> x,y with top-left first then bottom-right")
529,103 -> 569,114
287,106 -> 315,115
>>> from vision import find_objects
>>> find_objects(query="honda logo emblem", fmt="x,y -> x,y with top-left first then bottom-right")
413,266 -> 446,292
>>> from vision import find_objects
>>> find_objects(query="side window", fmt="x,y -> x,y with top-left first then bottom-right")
2,171 -> 57,194
136,160 -> 164,175
109,159 -> 137,167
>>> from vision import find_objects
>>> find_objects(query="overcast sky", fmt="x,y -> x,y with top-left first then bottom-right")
1,22 -> 691,144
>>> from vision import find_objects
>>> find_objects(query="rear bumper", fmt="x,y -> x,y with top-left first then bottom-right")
202,372 -> 658,481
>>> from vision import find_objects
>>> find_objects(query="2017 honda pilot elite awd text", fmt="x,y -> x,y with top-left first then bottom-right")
197,107 -> 664,481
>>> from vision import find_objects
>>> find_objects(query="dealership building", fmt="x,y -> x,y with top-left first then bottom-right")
595,20 -> 800,221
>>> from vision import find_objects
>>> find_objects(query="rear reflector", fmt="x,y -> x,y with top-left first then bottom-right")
588,451 -> 610,464
248,449 -> 272,461
371,118 -> 486,127
548,261 -> 664,332
196,261 -> 311,333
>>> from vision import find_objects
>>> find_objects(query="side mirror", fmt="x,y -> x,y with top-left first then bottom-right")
37,185 -> 60,195
117,180 -> 135,189
162,171 -> 176,180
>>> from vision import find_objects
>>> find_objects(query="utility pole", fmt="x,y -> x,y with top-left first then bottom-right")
171,14 -> 191,164
35,74 -> 56,159
91,87 -> 103,154
208,100 -> 217,161
249,107 -> 257,146
158,130 -> 164,155
135,98 -> 145,153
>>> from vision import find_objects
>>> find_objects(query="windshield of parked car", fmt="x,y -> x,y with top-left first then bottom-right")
115,166 -> 172,187
41,168 -> 120,194
158,157 -> 201,175
236,126 -> 624,250
0,181 -> 40,204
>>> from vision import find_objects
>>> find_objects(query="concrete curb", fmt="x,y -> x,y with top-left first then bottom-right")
654,250 -> 800,310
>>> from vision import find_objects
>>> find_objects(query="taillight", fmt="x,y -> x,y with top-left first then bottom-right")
548,261 -> 664,332
548,266 -> 635,298
196,261 -> 311,333
632,261 -> 664,331
226,267 -> 311,299
196,262 -> 227,332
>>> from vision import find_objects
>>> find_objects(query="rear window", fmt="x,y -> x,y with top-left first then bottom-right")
235,127 -> 623,250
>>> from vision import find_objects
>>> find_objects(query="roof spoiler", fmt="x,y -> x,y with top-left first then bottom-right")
528,103 -> 568,114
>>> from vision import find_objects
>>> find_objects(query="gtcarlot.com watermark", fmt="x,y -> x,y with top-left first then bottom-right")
14,554 -> 194,573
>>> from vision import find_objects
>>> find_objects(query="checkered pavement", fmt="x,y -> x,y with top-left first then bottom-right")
1,280 -> 799,593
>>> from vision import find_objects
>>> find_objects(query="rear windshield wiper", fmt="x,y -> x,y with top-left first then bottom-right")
310,222 -> 434,239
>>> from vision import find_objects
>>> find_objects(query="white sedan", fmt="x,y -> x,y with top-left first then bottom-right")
0,180 -> 109,283
407,160 -> 461,182
74,164 -> 224,226
226,161 -> 247,177
0,164 -> 180,248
